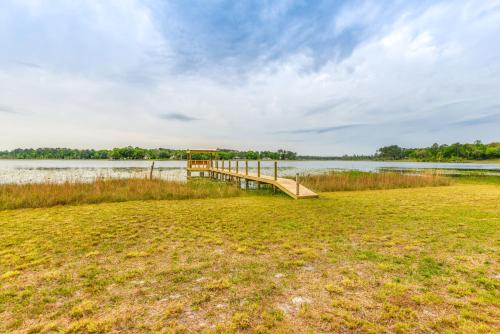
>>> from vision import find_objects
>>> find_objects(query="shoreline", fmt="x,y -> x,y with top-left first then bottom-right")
1,158 -> 500,164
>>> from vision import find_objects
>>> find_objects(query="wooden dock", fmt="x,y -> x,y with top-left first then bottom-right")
186,150 -> 318,199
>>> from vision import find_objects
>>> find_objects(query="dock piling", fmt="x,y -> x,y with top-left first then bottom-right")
296,173 -> 300,196
149,161 -> 155,180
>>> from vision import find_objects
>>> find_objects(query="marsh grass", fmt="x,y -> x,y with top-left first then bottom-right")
0,178 -> 245,210
0,171 -> 453,210
299,170 -> 450,192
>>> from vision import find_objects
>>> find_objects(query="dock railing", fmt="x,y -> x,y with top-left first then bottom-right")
212,159 -> 279,178
196,160 -> 295,184
188,159 -> 210,169
212,159 -> 284,187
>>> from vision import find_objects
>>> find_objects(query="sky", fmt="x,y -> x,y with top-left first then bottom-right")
1,0 -> 499,155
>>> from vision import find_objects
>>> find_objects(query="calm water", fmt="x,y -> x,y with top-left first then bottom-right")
0,159 -> 499,184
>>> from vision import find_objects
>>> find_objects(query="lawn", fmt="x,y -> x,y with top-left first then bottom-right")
0,183 -> 499,333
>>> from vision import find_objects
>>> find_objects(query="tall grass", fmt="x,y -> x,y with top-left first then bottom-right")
0,178 -> 243,210
300,171 -> 451,192
0,172 -> 454,210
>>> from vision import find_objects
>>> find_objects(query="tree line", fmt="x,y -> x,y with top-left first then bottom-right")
1,142 -> 498,161
0,147 -> 298,160
375,141 -> 500,161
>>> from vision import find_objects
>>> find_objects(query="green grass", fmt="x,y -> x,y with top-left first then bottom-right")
0,183 -> 499,333
452,175 -> 500,185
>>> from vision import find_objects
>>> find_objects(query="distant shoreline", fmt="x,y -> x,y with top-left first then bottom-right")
1,158 -> 499,163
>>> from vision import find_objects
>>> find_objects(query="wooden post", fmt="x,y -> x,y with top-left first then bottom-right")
296,173 -> 300,196
274,161 -> 277,180
222,160 -> 224,171
245,160 -> 248,175
257,160 -> 261,177
150,161 -> 155,180
228,160 -> 231,173
236,160 -> 239,174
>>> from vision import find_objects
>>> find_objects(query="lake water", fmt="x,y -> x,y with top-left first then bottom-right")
1,159 -> 499,184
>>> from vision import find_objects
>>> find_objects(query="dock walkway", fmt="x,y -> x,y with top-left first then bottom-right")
186,151 -> 318,199
208,166 -> 318,199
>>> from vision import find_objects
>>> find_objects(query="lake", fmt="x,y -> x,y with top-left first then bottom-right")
1,159 -> 499,184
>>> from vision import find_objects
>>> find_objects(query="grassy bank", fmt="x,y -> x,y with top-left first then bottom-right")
1,183 -> 499,333
0,178 -> 245,210
299,171 -> 450,192
0,172 -> 452,210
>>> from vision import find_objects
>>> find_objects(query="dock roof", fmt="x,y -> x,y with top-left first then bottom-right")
186,149 -> 219,154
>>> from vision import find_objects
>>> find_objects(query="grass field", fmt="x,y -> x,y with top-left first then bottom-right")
0,183 -> 499,333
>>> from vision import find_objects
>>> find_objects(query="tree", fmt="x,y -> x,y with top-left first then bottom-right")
376,145 -> 405,160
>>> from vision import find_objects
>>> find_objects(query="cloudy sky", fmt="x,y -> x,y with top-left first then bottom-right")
1,0 -> 499,155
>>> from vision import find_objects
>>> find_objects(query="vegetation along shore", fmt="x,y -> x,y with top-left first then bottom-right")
0,171 -> 450,210
1,141 -> 499,162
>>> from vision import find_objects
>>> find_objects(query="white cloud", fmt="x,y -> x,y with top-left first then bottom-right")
0,0 -> 168,77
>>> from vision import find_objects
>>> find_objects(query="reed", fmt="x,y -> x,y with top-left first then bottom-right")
0,178 -> 243,210
299,171 -> 450,192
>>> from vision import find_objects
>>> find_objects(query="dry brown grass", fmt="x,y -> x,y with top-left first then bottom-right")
0,178 -> 244,210
300,171 -> 451,192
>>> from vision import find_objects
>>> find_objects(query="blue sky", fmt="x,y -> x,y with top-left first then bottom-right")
1,0 -> 499,154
